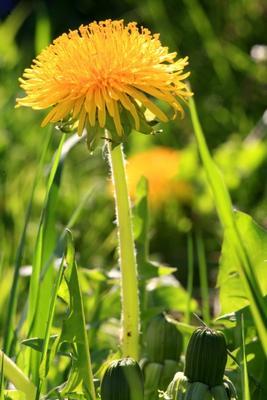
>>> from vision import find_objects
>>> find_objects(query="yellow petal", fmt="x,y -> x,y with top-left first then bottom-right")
77,107 -> 87,136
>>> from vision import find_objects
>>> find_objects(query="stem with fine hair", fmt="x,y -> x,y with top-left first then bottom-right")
107,136 -> 140,360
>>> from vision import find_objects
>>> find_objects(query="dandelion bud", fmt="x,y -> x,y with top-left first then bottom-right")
210,385 -> 229,400
145,313 -> 183,363
100,358 -> 144,400
184,327 -> 227,387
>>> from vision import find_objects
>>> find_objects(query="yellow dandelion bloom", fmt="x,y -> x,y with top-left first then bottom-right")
126,147 -> 193,207
16,19 -> 192,142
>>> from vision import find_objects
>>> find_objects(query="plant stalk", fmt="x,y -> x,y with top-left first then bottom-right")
0,351 -> 36,400
107,138 -> 140,360
186,233 -> 194,324
196,231 -> 210,325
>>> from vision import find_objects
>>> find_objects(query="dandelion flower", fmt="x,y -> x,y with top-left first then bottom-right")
127,147 -> 193,207
16,20 -> 192,145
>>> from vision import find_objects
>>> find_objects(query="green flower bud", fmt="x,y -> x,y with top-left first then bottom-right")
184,327 -> 227,387
159,360 -> 180,390
184,382 -> 212,400
100,358 -> 144,400
210,385 -> 229,400
143,361 -> 163,400
141,358 -> 181,400
145,314 -> 183,363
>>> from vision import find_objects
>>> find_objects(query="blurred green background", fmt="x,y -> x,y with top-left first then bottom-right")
0,0 -> 267,323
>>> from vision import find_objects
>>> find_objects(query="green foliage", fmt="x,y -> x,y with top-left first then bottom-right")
218,211 -> 267,314
3,391 -> 26,400
56,231 -> 95,399
189,96 -> 267,355
0,1 -> 266,398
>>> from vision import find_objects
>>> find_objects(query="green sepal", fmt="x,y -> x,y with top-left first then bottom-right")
145,313 -> 183,363
134,106 -> 161,136
210,385 -> 229,400
55,115 -> 77,133
184,382 -> 211,400
143,362 -> 163,400
159,360 -> 180,390
86,123 -> 105,152
100,358 -> 144,400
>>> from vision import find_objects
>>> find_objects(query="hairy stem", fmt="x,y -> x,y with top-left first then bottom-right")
108,139 -> 140,360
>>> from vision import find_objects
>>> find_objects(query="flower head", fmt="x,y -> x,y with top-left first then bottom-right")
126,147 -> 193,207
16,20 -> 192,146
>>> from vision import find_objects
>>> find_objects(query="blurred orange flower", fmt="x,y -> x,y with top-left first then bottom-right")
127,147 -> 192,207
16,20 -> 192,140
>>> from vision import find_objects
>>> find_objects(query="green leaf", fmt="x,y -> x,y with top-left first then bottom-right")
38,257 -> 66,383
148,279 -> 198,313
133,176 -> 149,262
24,133 -> 84,382
3,391 -> 26,400
189,95 -> 267,355
57,231 -> 96,400
215,296 -> 267,329
25,133 -> 66,384
21,335 -> 58,353
3,129 -> 53,356
218,211 -> 267,314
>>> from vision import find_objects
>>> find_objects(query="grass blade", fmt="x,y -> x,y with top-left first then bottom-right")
3,129 -> 52,356
36,256 -> 65,397
239,313 -> 251,400
185,233 -> 194,324
26,133 -> 66,383
183,0 -> 234,85
196,231 -> 210,325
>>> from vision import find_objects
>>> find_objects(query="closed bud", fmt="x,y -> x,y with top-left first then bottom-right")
100,358 -> 144,400
184,327 -> 227,387
145,314 -> 183,363
159,360 -> 180,390
210,385 -> 229,400
142,361 -> 163,400
184,382 -> 211,400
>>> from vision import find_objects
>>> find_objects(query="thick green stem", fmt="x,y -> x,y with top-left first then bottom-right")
0,351 -> 36,400
108,141 -> 140,360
